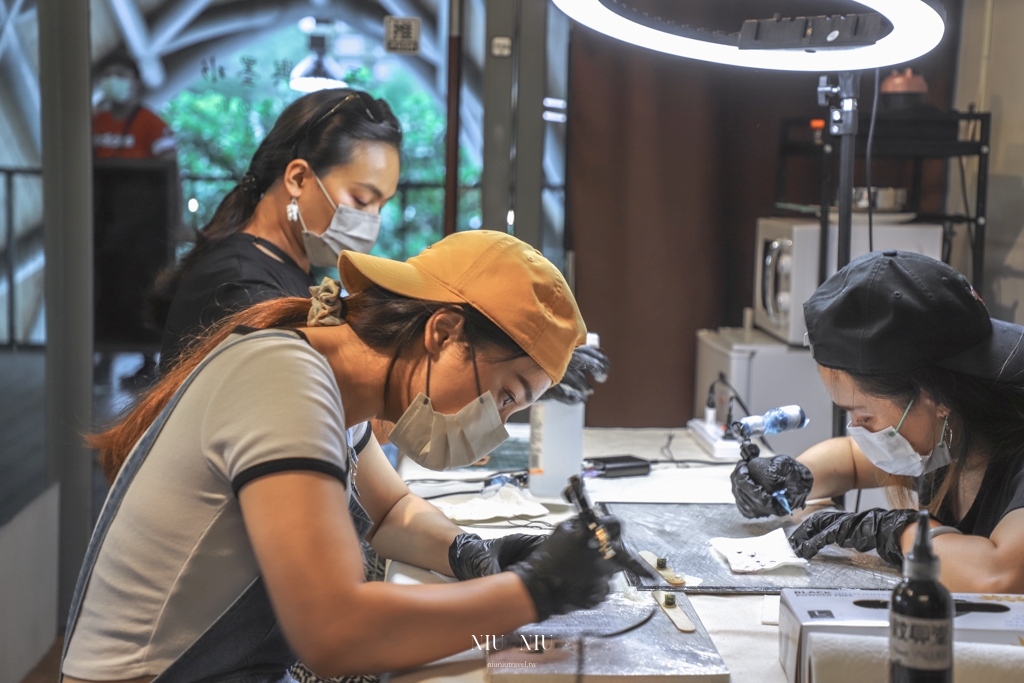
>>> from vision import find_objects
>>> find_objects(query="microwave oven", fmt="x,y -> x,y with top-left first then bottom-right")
754,217 -> 944,345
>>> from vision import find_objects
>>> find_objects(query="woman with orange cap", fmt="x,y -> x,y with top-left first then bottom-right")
61,230 -> 646,683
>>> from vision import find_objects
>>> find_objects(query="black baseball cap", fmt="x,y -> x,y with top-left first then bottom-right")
804,250 -> 1024,383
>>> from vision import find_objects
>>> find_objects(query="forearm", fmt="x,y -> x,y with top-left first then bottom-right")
800,437 -> 858,499
307,572 -> 536,676
800,436 -> 887,499
369,492 -> 463,576
900,523 -> 1024,593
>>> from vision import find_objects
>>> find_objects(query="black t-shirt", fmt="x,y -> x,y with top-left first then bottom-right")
160,233 -> 314,373
918,447 -> 1024,538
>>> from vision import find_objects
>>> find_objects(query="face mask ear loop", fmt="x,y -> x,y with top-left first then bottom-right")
894,398 -> 916,434
469,343 -> 483,399
425,355 -> 432,401
295,203 -> 310,233
313,173 -> 338,211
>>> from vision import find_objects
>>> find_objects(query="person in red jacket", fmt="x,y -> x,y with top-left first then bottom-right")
93,52 -> 176,160
92,52 -> 177,388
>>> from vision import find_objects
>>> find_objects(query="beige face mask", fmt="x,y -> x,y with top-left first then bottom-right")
387,348 -> 510,470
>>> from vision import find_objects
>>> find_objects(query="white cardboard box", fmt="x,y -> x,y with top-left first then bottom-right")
779,588 -> 1024,683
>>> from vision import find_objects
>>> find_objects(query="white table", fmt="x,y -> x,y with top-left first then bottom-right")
389,428 -> 789,683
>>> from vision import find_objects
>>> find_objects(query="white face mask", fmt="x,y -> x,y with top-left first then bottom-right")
297,174 -> 382,266
99,75 -> 133,104
387,354 -> 510,470
846,399 -> 952,476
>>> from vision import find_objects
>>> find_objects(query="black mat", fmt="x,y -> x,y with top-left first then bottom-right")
605,502 -> 901,595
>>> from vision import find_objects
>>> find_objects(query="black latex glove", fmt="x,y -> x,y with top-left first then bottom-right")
508,515 -> 654,621
448,533 -> 547,581
540,346 -> 610,404
788,508 -> 919,566
731,454 -> 814,518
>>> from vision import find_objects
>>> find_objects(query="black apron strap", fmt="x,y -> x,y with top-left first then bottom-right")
152,577 -> 294,683
61,331 -> 308,672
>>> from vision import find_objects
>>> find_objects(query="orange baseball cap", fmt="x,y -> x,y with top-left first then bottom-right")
338,230 -> 586,382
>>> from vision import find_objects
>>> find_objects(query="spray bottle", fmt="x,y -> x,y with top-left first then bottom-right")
889,510 -> 953,683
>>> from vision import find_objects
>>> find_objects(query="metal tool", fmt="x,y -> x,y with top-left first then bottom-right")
730,405 -> 810,515
562,475 -> 655,578
563,474 -> 615,558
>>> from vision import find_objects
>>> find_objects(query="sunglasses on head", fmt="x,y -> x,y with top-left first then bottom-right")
294,91 -> 380,157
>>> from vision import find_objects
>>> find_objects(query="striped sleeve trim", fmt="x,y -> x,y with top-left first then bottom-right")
232,458 -> 347,496
352,422 -> 372,453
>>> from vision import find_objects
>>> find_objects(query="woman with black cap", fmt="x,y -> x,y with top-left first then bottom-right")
731,250 -> 1024,593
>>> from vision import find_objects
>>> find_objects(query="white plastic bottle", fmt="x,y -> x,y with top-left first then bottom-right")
528,333 -> 599,498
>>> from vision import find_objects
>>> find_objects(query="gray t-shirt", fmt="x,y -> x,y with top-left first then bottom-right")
63,331 -> 368,679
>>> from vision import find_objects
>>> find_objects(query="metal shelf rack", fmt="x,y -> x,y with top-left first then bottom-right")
773,110 -> 990,290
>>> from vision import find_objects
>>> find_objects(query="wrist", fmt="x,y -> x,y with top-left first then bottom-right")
448,533 -> 484,581
504,569 -> 540,624
507,562 -> 558,623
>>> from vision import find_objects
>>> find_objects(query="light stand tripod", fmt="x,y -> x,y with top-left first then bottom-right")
817,71 -> 861,440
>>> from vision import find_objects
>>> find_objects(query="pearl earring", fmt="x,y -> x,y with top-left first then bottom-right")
287,198 -> 299,222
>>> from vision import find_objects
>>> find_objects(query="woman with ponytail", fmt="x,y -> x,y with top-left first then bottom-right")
157,88 -> 402,374
61,231 -> 652,683
153,95 -> 401,670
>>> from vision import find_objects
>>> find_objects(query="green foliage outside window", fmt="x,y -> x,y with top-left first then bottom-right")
163,25 -> 481,263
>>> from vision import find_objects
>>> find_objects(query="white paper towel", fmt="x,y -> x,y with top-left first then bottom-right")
808,632 -> 1024,683
709,528 -> 809,573
433,484 -> 548,523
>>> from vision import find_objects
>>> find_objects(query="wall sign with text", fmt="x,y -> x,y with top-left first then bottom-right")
384,17 -> 421,54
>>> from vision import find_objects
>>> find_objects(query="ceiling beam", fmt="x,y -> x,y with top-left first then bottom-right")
0,0 -> 27,62
0,0 -> 41,152
159,6 -> 282,56
104,0 -> 167,87
149,0 -> 214,54
117,0 -> 482,163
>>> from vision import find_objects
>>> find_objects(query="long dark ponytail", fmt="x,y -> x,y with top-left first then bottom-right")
153,89 -> 402,326
93,285 -> 525,483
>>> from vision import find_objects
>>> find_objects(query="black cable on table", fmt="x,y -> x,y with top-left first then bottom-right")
420,488 -> 485,501
575,607 -> 658,683
648,458 -> 735,467
405,469 -> 527,485
715,377 -> 775,452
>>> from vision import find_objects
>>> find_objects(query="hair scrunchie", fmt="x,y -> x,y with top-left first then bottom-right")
308,277 -> 347,326
239,172 -> 261,200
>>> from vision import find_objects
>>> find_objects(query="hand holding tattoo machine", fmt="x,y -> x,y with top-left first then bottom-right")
730,406 -> 810,515
562,475 -> 655,578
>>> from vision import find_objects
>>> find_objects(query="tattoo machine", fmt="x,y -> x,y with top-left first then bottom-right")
730,405 -> 809,515
562,475 -> 655,578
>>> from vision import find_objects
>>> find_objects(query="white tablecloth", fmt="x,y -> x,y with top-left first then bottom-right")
389,428 -> 788,682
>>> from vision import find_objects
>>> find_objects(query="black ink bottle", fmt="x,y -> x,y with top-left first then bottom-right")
890,510 -> 954,683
